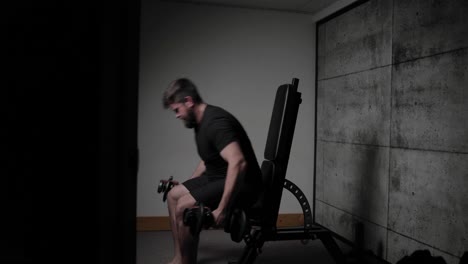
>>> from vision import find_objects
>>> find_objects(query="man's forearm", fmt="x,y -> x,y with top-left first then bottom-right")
217,160 -> 246,211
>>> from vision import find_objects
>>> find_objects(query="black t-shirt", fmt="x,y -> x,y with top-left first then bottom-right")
195,105 -> 262,189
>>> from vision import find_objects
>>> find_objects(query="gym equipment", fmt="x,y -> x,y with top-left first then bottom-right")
225,78 -> 346,264
182,202 -> 249,242
225,208 -> 248,243
183,203 -> 214,237
182,203 -> 248,242
157,176 -> 178,202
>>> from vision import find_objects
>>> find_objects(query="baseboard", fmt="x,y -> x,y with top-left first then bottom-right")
137,216 -> 172,231
137,213 -> 304,231
276,213 -> 304,228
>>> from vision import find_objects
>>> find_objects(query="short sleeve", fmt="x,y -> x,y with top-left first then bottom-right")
208,116 -> 238,152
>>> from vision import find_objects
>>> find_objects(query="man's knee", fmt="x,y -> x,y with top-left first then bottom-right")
175,194 -> 197,219
167,184 -> 189,202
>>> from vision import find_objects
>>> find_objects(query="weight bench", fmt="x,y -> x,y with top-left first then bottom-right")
225,78 -> 346,264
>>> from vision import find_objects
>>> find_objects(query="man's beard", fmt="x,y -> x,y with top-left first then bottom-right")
184,109 -> 197,129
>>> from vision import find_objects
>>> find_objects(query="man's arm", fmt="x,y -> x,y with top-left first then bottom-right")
212,141 -> 246,225
190,160 -> 206,179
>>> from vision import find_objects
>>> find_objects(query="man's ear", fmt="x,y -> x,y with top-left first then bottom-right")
184,96 -> 195,108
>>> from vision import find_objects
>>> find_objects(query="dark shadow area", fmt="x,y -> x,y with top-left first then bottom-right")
4,1 -> 140,264
137,230 -> 392,264
396,250 -> 447,264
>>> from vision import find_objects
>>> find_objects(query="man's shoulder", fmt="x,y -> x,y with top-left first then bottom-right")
201,105 -> 243,134
205,104 -> 233,120
206,104 -> 229,114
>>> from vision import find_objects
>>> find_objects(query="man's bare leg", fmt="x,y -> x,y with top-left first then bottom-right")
166,185 -> 190,264
176,194 -> 198,264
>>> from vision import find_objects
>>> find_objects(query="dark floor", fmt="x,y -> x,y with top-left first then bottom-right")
137,229 -> 389,264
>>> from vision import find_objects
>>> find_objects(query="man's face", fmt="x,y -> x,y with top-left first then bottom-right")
169,102 -> 196,129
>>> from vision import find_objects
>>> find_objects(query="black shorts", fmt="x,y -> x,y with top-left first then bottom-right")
182,175 -> 225,209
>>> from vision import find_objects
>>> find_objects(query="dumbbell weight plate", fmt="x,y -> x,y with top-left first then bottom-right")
229,209 -> 247,243
183,208 -> 192,226
157,180 -> 165,193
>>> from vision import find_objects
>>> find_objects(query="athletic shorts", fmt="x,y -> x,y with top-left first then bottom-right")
182,175 -> 225,209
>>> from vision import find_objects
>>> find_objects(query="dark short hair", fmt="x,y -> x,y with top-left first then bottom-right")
162,78 -> 203,109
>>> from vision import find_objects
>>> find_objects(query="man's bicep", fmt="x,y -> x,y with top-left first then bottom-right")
220,141 -> 245,164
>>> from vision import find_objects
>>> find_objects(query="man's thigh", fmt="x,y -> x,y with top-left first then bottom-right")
182,175 -> 225,208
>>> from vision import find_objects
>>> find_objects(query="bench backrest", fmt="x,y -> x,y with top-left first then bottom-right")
257,79 -> 302,233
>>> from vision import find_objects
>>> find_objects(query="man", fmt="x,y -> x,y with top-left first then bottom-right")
162,78 -> 262,264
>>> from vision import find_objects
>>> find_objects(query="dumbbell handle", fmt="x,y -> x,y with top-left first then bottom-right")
157,176 -> 180,202
159,176 -> 179,185
158,177 -> 179,186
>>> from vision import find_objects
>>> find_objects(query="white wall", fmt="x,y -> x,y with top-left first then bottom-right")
137,1 -> 317,217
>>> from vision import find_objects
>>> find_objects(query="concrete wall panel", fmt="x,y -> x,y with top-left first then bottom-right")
317,141 -> 389,227
389,148 -> 468,257
387,231 -> 461,264
315,140 -> 325,201
317,66 -> 391,146
391,49 -> 468,152
318,0 -> 392,80
393,0 -> 468,63
317,0 -> 468,262
316,201 -> 387,258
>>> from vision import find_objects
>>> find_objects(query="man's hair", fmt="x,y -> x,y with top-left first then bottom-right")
162,78 -> 204,109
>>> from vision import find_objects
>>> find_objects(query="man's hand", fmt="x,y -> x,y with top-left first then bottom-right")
211,208 -> 226,227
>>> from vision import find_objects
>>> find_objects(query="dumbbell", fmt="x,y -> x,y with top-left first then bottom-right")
224,208 -> 249,243
183,203 -> 214,237
157,176 -> 178,202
